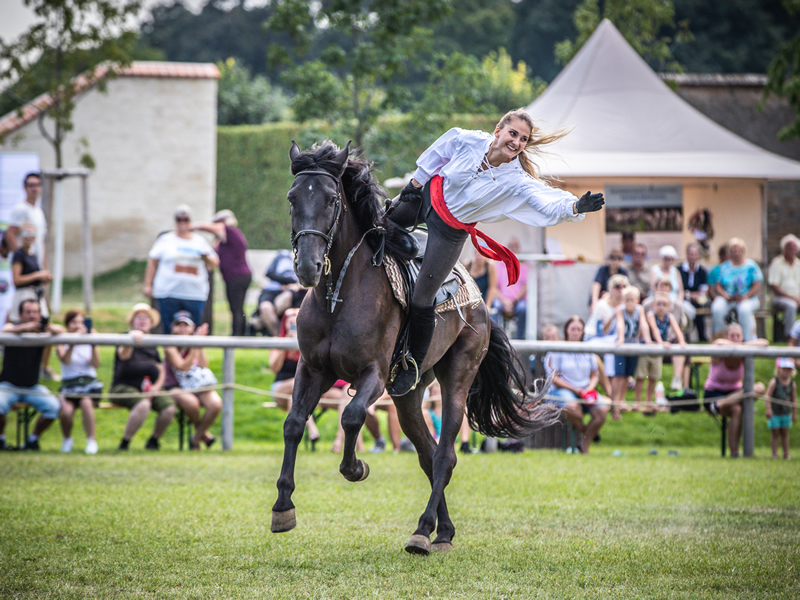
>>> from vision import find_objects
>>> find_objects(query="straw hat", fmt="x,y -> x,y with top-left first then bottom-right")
126,303 -> 161,327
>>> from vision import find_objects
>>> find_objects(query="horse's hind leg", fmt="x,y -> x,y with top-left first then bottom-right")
272,361 -> 331,533
338,365 -> 384,482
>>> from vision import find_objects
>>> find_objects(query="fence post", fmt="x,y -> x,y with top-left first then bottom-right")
742,356 -> 755,457
222,347 -> 235,451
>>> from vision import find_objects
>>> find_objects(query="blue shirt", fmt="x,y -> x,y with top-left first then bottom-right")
717,259 -> 762,296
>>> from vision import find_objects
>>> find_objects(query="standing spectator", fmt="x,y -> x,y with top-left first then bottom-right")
590,248 -> 628,313
765,358 -> 797,460
703,323 -> 767,458
544,315 -> 610,454
111,303 -> 175,451
768,234 -> 800,341
5,173 -> 47,265
57,310 -> 102,454
192,210 -> 252,336
626,243 -> 650,300
465,248 -> 498,308
680,242 -> 710,341
163,311 -> 222,450
638,293 -> 687,413
711,238 -> 762,341
613,286 -> 651,413
706,244 -> 729,301
491,237 -> 527,339
0,299 -> 64,450
620,231 -> 636,262
144,205 -> 219,332
642,276 -> 689,390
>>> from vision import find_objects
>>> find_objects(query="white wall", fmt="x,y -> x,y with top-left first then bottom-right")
1,74 -> 218,276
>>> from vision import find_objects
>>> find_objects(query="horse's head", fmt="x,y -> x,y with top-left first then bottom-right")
287,140 -> 350,287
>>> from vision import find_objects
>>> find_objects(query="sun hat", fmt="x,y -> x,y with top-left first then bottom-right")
174,204 -> 192,219
213,209 -> 238,227
659,245 -> 678,259
126,303 -> 161,327
171,310 -> 195,327
776,357 -> 796,370
780,234 -> 800,252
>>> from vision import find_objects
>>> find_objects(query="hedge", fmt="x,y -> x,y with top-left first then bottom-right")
215,114 -> 499,249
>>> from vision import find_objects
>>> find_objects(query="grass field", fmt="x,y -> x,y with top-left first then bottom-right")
1,446 -> 798,599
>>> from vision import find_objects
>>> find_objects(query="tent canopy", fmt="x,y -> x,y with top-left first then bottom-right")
525,19 -> 800,180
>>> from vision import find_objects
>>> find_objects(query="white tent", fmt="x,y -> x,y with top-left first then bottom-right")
526,19 -> 800,180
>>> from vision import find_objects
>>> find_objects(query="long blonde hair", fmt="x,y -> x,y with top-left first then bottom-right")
495,109 -> 570,182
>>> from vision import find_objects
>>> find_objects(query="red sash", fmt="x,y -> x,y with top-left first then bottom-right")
429,175 -> 521,285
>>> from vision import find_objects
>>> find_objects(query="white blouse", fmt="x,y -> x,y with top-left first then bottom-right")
411,128 -> 585,226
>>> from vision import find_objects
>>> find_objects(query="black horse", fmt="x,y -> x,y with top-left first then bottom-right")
271,140 -> 557,554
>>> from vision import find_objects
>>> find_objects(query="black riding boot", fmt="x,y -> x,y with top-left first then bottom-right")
388,302 -> 436,396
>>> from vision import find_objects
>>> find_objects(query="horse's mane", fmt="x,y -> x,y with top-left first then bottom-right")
290,141 -> 417,262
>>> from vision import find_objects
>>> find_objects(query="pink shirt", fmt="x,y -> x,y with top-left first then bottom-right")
704,359 -> 743,392
497,262 -> 528,302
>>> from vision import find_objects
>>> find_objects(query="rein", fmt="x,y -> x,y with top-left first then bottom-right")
291,168 -> 386,314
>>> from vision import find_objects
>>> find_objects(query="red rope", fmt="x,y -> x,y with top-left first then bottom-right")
429,175 -> 521,285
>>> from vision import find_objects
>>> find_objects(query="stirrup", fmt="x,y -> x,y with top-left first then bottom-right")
387,356 -> 420,396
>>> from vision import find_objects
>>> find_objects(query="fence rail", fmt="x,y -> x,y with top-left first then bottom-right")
2,333 -> 797,455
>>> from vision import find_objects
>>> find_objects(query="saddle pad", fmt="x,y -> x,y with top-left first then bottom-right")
383,255 -> 483,314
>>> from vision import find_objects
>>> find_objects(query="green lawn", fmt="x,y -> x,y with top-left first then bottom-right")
1,447 -> 798,599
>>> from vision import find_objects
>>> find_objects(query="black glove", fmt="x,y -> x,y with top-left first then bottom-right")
576,191 -> 605,213
399,180 -> 423,204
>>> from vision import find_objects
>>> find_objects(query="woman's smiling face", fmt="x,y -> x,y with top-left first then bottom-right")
492,117 -> 532,161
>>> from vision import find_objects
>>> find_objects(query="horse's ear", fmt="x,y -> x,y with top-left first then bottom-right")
289,140 -> 301,163
333,141 -> 351,172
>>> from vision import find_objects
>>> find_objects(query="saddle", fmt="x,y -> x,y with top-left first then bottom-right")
385,229 -> 483,381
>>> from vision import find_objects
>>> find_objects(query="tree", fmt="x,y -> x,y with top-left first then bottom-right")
763,0 -> 800,140
0,0 -> 141,168
267,0 -> 453,150
217,58 -> 290,125
555,0 -> 692,73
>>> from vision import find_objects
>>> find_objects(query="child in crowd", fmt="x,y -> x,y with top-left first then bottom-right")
637,292 -> 686,414
612,286 -> 650,418
765,358 -> 797,459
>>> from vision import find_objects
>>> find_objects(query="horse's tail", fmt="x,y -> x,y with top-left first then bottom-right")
466,320 -> 560,439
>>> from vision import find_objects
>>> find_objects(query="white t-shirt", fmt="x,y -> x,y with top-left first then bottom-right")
9,201 -> 47,262
60,344 -> 97,380
411,128 -> 585,226
149,232 -> 217,301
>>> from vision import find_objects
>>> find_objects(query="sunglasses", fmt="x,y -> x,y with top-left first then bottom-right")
609,255 -> 622,260
175,217 -> 190,222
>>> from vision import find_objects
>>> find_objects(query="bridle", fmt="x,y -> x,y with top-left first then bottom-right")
289,167 -> 386,314
290,169 -> 346,277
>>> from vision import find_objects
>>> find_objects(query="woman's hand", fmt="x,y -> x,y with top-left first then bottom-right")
576,191 -> 605,213
194,323 -> 209,336
399,180 -> 423,203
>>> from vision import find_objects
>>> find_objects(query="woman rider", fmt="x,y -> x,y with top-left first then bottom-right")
387,109 -> 605,396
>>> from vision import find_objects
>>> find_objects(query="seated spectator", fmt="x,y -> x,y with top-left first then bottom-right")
590,247 -> 628,313
544,315 -> 610,454
111,303 -> 176,450
465,249 -> 498,307
650,246 -> 692,320
57,310 -> 102,454
163,311 -> 222,451
765,358 -> 797,460
585,273 -> 627,411
491,237 -> 527,339
680,242 -> 710,342
144,205 -> 219,332
625,243 -> 650,300
270,308 -> 347,450
706,244 -> 728,301
621,230 -> 636,263
251,249 -> 306,336
613,286 -> 651,416
768,234 -> 800,341
703,323 -> 767,457
711,238 -> 762,341
637,293 -> 686,413
0,299 -> 64,450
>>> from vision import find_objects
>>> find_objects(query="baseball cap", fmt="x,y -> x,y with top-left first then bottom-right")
776,357 -> 796,370
172,310 -> 195,326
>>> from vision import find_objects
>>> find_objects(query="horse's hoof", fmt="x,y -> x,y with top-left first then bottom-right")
432,541 -> 453,552
271,509 -> 296,533
405,534 -> 431,555
356,459 -> 370,482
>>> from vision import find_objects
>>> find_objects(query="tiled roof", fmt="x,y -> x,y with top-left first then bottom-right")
0,61 -> 220,137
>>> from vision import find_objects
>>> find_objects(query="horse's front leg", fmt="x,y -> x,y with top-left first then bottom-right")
338,365 -> 384,482
272,360 -> 331,533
